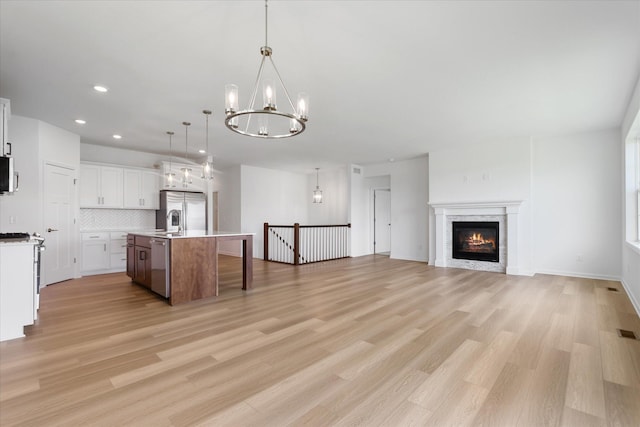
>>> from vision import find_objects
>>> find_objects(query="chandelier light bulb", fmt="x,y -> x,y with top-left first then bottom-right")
263,79 -> 276,110
225,84 -> 238,113
297,92 -> 309,121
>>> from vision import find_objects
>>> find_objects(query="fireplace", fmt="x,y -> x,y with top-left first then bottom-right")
452,221 -> 499,262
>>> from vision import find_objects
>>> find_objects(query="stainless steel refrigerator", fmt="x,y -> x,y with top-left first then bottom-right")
156,190 -> 207,233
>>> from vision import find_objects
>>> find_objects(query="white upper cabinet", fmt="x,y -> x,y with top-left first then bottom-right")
123,169 -> 160,209
80,164 -> 123,208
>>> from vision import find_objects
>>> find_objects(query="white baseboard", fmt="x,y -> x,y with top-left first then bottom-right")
533,269 -> 621,282
621,278 -> 640,318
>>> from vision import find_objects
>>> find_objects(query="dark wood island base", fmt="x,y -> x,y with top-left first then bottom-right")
128,231 -> 254,305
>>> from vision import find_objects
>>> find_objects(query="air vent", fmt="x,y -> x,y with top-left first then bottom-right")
617,329 -> 638,340
607,287 -> 619,292
353,167 -> 361,175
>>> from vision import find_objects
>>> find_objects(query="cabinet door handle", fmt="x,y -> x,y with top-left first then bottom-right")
47,228 -> 59,232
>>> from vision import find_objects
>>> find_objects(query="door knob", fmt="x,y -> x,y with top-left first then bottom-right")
47,228 -> 59,232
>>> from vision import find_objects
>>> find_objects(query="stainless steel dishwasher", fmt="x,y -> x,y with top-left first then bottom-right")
149,237 -> 170,298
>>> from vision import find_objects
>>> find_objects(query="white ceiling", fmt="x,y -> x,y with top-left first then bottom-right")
1,0 -> 639,173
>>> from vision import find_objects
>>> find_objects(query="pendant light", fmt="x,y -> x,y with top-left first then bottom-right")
313,168 -> 323,203
180,121 -> 192,187
201,110 -> 214,180
224,0 -> 309,139
165,131 -> 176,188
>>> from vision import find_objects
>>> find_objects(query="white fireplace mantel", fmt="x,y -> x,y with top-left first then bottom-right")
429,200 -> 523,275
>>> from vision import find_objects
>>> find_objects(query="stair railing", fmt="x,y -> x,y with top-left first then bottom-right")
264,222 -> 351,265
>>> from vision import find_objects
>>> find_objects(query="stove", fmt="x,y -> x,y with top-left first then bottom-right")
0,232 -> 32,242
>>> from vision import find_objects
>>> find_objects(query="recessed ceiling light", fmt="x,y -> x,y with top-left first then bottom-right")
93,85 -> 108,93
113,134 -> 122,140
75,119 -> 86,124
198,149 -> 206,154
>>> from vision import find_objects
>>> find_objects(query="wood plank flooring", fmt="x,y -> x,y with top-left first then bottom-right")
1,255 -> 639,426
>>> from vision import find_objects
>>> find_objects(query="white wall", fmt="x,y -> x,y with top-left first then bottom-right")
0,116 -> 40,233
81,143 -> 166,169
349,164 -> 369,257
307,166 -> 349,225
0,116 -> 80,235
429,140 -> 532,273
217,165 -> 242,256
240,165 -> 309,259
365,157 -> 429,262
532,130 -> 621,279
40,121 -> 81,168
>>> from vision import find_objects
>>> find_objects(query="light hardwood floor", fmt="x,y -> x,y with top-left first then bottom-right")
1,255 -> 639,426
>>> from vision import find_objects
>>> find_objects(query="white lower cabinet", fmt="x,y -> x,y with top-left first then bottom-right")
109,231 -> 128,270
81,231 -> 138,275
81,232 -> 109,272
0,242 -> 37,342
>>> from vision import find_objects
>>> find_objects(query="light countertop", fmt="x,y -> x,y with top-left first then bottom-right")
128,230 -> 255,239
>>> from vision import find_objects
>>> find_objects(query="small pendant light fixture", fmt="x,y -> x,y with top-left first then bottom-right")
180,121 -> 192,187
313,168 -> 323,203
165,131 -> 176,188
224,0 -> 309,139
201,110 -> 214,180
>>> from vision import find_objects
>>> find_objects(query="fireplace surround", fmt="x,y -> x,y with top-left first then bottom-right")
430,201 -> 523,274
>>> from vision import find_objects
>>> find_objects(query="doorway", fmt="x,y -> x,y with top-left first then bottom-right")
43,163 -> 76,285
373,189 -> 391,255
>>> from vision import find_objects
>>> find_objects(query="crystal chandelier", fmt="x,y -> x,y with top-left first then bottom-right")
313,168 -> 323,203
225,0 -> 308,139
165,131 -> 176,188
180,121 -> 192,187
201,110 -> 214,180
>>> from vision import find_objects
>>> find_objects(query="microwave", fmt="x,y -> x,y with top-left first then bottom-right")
0,156 -> 15,193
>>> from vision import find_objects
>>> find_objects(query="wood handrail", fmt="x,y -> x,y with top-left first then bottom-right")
264,223 -> 351,229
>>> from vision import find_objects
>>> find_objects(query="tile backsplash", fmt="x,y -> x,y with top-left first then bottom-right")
80,209 -> 156,231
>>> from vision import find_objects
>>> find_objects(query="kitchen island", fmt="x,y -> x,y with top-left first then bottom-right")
127,231 -> 254,305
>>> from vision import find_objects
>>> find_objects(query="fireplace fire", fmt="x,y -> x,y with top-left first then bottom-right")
452,221 -> 499,262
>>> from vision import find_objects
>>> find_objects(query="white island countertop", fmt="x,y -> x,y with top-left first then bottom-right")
129,230 -> 255,239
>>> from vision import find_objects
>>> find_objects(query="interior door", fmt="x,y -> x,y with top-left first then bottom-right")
374,189 -> 391,254
43,163 -> 75,285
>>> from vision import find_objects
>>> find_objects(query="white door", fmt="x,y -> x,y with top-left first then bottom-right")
374,189 -> 391,254
43,163 -> 75,285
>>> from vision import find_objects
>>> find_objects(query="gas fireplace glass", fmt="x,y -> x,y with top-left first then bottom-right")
452,221 -> 499,262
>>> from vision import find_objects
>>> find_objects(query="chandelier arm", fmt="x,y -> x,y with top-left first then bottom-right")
268,55 -> 298,114
245,54 -> 268,133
